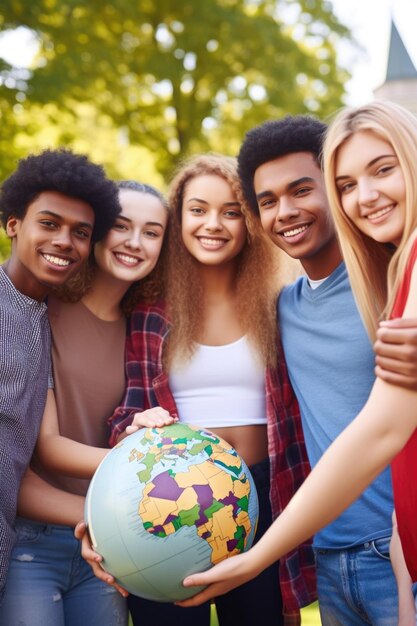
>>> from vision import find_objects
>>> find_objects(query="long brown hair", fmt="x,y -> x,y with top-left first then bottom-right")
164,153 -> 279,369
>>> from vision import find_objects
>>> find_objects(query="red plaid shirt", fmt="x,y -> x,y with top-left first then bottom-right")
108,301 -> 316,612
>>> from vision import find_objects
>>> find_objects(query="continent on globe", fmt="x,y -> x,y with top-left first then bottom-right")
85,423 -> 259,602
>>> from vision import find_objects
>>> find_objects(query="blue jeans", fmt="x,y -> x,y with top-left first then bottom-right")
0,519 -> 128,626
315,537 -> 398,625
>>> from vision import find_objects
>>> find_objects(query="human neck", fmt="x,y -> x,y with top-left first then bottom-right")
82,271 -> 129,321
301,241 -> 343,281
197,262 -> 238,302
3,258 -> 48,302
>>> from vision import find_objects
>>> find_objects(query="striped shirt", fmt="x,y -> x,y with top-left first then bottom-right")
108,300 -> 316,612
0,266 -> 52,596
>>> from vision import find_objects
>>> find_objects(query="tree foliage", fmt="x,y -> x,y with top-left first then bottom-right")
0,0 -> 351,177
0,229 -> 11,262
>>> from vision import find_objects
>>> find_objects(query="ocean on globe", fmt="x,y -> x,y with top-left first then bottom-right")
85,423 -> 259,602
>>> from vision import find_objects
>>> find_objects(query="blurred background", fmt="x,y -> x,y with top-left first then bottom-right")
1,0 -> 416,259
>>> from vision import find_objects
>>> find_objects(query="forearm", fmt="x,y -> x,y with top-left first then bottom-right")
18,469 -> 85,526
36,435 -> 108,478
37,389 -> 109,477
246,379 -> 417,570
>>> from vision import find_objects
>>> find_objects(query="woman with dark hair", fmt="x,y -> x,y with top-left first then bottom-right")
0,181 -> 171,626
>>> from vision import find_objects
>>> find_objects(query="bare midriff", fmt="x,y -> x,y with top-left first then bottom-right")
207,424 -> 268,468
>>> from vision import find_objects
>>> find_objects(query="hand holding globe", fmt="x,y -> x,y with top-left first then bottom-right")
85,423 -> 259,602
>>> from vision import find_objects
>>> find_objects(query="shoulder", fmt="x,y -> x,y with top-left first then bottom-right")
279,276 -> 304,306
129,300 -> 170,334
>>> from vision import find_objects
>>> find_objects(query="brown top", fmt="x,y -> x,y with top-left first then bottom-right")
33,296 -> 126,496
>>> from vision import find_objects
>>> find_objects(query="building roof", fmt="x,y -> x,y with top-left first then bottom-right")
386,20 -> 417,81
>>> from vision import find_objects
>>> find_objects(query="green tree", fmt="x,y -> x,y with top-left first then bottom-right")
0,229 -> 11,262
1,0 -> 350,175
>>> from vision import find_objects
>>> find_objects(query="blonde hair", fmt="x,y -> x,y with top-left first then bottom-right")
164,153 -> 279,369
323,100 -> 417,341
54,184 -> 168,315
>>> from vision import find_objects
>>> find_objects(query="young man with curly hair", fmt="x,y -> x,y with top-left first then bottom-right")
235,115 -> 415,625
0,148 -> 119,598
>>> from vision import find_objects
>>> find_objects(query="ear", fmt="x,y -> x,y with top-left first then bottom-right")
6,216 -> 19,238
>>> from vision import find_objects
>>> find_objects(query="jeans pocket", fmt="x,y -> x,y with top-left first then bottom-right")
15,521 -> 45,545
370,536 -> 391,561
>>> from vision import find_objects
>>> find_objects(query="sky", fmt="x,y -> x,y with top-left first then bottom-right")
0,1 -> 417,106
330,0 -> 417,104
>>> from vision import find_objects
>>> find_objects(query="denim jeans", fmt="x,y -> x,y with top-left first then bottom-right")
0,519 -> 128,626
315,537 -> 398,625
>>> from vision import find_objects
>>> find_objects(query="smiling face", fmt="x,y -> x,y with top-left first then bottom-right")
93,189 -> 168,285
6,190 -> 94,300
335,130 -> 406,247
181,174 -> 247,268
254,152 -> 341,279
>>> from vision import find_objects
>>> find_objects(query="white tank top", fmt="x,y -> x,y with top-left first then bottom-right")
169,336 -> 267,428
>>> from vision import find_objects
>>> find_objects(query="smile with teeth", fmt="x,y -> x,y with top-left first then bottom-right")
281,224 -> 310,238
43,253 -> 71,267
367,205 -> 393,220
198,237 -> 227,246
114,252 -> 142,265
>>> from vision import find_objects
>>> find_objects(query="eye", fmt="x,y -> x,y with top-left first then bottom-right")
143,230 -> 161,238
294,186 -> 312,197
189,207 -> 205,215
259,198 -> 276,209
113,222 -> 128,231
39,219 -> 57,228
376,165 -> 394,176
224,209 -> 242,218
338,181 -> 355,195
75,229 -> 91,240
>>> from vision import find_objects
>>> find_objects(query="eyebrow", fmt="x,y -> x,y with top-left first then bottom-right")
336,154 -> 396,181
185,197 -> 241,208
116,215 -> 164,228
256,176 -> 315,201
37,210 -> 93,230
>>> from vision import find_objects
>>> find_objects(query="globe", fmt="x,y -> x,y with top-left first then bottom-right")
85,423 -> 259,602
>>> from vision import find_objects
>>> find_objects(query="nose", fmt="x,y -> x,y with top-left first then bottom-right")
125,228 -> 142,250
275,197 -> 300,223
358,179 -> 379,206
204,210 -> 222,231
52,228 -> 73,250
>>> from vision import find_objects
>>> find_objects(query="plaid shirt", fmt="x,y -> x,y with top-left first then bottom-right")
108,301 -> 316,612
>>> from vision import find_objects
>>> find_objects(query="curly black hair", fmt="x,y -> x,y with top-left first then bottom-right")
0,148 -> 120,240
238,115 -> 327,215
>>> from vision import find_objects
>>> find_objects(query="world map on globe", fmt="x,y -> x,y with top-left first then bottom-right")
86,423 -> 259,601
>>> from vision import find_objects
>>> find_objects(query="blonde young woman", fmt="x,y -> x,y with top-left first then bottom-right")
106,154 -> 316,625
176,103 -> 417,617
0,181 -> 171,626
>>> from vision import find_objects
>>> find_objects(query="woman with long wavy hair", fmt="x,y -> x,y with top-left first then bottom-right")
107,154 -> 316,625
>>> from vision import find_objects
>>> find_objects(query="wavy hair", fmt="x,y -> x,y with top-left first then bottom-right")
54,181 -> 168,315
323,100 -> 417,341
164,153 -> 279,369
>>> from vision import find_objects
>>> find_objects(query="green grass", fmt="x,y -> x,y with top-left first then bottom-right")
301,602 -> 321,625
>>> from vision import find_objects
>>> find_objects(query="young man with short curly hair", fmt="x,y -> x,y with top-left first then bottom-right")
0,148 -> 119,597
237,115 -> 402,625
